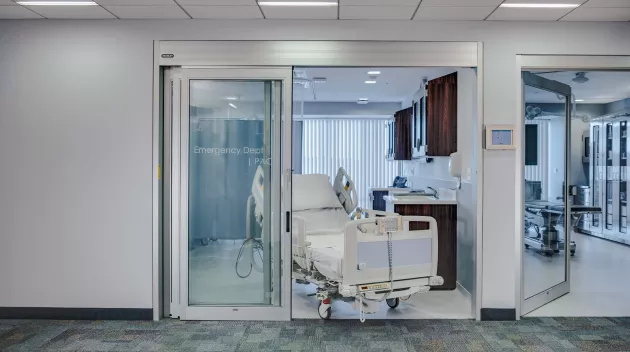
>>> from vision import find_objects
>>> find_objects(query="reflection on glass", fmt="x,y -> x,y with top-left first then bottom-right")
188,80 -> 279,306
523,84 -> 568,299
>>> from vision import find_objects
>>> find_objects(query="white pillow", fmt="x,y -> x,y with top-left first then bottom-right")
292,174 -> 342,211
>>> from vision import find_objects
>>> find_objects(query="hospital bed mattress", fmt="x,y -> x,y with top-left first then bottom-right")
306,233 -> 345,281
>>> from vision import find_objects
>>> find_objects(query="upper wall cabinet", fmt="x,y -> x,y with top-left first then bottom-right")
388,72 -> 458,161
394,106 -> 413,160
426,72 -> 458,157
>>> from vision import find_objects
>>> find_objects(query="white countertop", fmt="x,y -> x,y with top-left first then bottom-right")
383,195 -> 457,205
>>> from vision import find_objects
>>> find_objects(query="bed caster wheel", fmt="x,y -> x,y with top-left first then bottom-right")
570,251 -> 575,257
554,250 -> 560,253
318,302 -> 332,320
199,238 -> 211,246
524,244 -> 530,249
543,250 -> 554,257
386,298 -> 399,309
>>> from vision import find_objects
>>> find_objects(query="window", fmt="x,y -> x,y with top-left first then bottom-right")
300,118 -> 400,209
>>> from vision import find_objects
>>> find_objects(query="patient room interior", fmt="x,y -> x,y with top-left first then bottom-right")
522,70 -> 630,317
185,66 -> 479,320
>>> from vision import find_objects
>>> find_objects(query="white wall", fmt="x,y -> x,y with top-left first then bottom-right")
0,19 -> 629,311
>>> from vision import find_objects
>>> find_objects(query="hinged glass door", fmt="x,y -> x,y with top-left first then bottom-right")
522,71 -> 572,315
171,67 -> 292,320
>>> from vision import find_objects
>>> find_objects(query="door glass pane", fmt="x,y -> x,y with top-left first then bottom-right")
523,82 -> 568,299
187,79 -> 280,306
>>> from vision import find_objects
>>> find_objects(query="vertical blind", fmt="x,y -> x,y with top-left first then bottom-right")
301,118 -> 400,209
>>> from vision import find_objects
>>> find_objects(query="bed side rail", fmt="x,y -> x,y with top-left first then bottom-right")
342,215 -> 441,286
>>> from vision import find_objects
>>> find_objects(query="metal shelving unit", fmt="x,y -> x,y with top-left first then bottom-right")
580,108 -> 630,245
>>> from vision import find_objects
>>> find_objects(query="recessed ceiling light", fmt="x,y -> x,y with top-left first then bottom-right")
367,71 -> 381,75
358,98 -> 369,101
575,99 -> 584,102
17,1 -> 97,5
226,97 -> 238,101
258,1 -> 338,6
229,103 -> 238,109
365,80 -> 377,84
500,3 -> 580,8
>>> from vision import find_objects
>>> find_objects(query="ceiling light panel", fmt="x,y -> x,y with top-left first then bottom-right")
420,0 -> 503,6
561,6 -> 630,20
21,3 -> 116,18
17,1 -> 97,5
0,5 -> 44,18
185,5 -> 264,19
365,80 -> 377,84
258,1 -> 338,6
260,4 -> 337,18
415,6 -> 495,20
367,71 -> 381,75
500,0 -> 586,6
105,5 -> 189,19
500,3 -> 581,8
340,5 -> 416,19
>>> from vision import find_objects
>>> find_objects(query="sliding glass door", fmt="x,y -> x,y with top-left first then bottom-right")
170,67 -> 292,320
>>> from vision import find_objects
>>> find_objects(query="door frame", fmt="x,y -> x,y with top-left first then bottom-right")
515,55 -> 630,318
153,40 -> 484,321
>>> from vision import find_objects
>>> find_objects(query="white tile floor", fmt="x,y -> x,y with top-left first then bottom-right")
187,240 -> 472,319
525,232 -> 630,317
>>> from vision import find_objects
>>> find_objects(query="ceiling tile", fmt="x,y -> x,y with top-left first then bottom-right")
487,7 -> 573,20
260,6 -> 337,19
96,0 -> 176,4
23,5 -> 116,18
185,5 -> 263,18
340,0 -> 419,5
105,5 -> 189,18
420,0 -> 502,6
561,6 -> 630,19
414,6 -> 495,20
0,5 -> 43,19
340,5 -> 415,19
582,0 -> 630,7
177,0 -> 256,4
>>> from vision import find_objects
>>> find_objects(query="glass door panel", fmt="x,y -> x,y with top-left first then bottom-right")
522,71 -> 572,315
174,68 -> 292,320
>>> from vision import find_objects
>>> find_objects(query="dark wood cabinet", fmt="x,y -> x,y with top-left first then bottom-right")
426,72 -> 458,156
372,190 -> 388,211
389,72 -> 457,161
393,203 -> 457,290
393,107 -> 413,160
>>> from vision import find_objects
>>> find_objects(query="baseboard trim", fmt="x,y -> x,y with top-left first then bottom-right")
0,307 -> 153,320
480,308 -> 516,321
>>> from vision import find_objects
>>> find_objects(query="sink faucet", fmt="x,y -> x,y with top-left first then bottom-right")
427,186 -> 439,199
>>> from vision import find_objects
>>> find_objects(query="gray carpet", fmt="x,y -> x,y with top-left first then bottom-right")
1,318 -> 630,351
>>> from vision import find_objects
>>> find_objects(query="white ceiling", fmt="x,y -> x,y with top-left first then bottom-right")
1,0 -> 629,20
294,67 -> 454,102
526,71 -> 630,104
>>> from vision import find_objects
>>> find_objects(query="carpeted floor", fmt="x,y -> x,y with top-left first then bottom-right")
1,318 -> 630,351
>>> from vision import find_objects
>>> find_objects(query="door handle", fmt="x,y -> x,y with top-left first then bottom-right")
286,211 -> 291,232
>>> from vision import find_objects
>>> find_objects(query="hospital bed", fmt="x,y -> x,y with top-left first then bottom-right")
292,168 -> 444,321
524,200 -> 601,257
